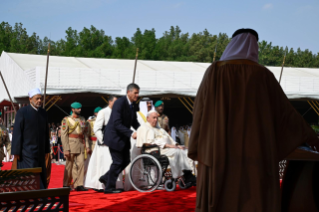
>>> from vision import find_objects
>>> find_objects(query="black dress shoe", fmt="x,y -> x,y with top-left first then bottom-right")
93,188 -> 104,192
99,176 -> 107,186
75,186 -> 88,191
104,188 -> 123,194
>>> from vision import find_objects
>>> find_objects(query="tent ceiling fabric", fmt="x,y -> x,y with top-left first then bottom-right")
1,51 -> 319,102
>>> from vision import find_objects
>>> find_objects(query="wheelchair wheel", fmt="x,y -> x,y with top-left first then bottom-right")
164,179 -> 176,192
129,154 -> 163,192
178,179 -> 192,189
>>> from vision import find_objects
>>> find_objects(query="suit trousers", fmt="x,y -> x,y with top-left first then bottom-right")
63,152 -> 84,188
104,147 -> 130,189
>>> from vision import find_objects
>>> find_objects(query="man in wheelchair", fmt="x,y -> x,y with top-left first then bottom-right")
136,110 -> 196,186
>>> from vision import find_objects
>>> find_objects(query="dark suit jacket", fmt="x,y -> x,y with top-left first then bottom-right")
103,96 -> 140,151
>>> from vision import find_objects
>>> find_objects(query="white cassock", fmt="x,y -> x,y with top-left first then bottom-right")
84,107 -> 123,190
136,122 -> 193,178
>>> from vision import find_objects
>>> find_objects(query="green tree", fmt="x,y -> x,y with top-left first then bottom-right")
0,22 -> 319,68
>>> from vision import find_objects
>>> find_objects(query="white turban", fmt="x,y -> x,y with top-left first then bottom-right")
28,88 -> 42,98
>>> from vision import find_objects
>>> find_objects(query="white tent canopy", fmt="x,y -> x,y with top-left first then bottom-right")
1,51 -> 319,102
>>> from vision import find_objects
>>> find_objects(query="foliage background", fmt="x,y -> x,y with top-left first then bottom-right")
1,22 -> 319,67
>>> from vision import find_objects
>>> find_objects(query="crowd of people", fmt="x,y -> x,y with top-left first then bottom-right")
3,28 -> 319,212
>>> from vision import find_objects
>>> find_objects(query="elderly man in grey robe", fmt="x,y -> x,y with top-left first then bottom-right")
136,110 -> 196,185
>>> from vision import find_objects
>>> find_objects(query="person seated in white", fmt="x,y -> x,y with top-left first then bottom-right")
136,110 -> 196,185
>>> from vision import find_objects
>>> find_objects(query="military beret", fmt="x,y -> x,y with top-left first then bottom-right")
94,107 -> 102,113
71,102 -> 82,109
154,100 -> 164,108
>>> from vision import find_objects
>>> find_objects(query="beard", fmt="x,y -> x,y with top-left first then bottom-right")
74,111 -> 81,115
31,101 -> 41,108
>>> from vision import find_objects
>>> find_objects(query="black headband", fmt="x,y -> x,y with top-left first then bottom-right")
232,28 -> 259,41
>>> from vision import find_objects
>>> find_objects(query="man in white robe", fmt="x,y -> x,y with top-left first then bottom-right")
177,127 -> 185,145
84,96 -> 120,191
171,127 -> 177,141
136,110 -> 196,184
137,97 -> 155,123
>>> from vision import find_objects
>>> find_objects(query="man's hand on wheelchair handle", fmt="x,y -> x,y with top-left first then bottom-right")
132,132 -> 137,139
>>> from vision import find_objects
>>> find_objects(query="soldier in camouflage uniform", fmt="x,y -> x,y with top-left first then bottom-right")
85,107 -> 102,154
154,100 -> 171,134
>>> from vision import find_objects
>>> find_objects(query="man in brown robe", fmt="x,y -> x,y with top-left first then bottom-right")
188,28 -> 319,212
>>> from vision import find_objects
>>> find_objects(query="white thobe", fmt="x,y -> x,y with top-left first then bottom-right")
178,130 -> 185,145
136,123 -> 193,178
84,107 -> 123,190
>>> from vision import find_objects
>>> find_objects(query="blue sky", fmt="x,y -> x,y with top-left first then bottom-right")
1,0 -> 319,54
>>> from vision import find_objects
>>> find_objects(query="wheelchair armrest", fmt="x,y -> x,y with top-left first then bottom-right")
141,144 -> 161,155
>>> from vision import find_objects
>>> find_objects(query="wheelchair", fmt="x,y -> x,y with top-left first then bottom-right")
129,144 -> 193,192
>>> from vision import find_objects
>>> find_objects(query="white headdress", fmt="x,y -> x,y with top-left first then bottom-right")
28,88 -> 42,98
220,32 -> 258,63
139,97 -> 155,117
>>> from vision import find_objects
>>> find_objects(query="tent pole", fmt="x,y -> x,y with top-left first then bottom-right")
302,106 -> 312,117
178,97 -> 193,114
132,48 -> 139,83
101,96 -> 109,104
311,101 -> 319,113
279,47 -> 287,84
0,71 -> 17,114
136,97 -> 143,104
183,97 -> 194,109
43,43 -> 50,108
307,101 -> 319,116
53,104 -> 69,116
45,96 -> 56,107
213,36 -> 219,62
46,96 -> 61,111
188,97 -> 194,104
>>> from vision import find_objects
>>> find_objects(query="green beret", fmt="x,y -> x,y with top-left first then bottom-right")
71,102 -> 82,109
154,100 -> 164,108
94,107 -> 102,113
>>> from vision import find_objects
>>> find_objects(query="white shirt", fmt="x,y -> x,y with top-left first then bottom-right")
30,103 -> 39,111
94,107 -> 112,144
126,95 -> 132,105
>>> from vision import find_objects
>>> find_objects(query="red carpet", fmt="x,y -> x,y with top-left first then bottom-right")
2,162 -> 196,211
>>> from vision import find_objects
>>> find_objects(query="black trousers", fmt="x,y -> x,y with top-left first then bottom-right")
104,147 -> 130,189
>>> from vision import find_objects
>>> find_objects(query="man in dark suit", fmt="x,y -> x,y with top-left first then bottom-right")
99,83 -> 140,193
